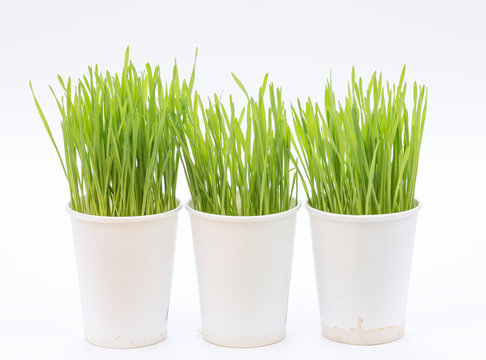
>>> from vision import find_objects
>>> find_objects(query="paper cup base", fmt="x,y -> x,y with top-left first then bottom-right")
202,332 -> 285,348
322,321 -> 404,345
85,333 -> 166,349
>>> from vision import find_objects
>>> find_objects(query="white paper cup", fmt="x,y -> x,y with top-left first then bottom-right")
307,201 -> 421,345
187,201 -> 301,347
68,201 -> 182,348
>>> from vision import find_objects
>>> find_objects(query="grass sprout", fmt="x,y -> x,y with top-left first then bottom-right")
173,74 -> 298,216
293,66 -> 427,215
31,48 -> 195,216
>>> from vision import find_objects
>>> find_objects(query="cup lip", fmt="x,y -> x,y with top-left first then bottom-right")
185,199 -> 301,223
305,199 -> 421,223
66,199 -> 183,223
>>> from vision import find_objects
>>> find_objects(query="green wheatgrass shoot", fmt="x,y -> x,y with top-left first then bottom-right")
173,74 -> 298,216
293,66 -> 427,215
31,48 -> 195,216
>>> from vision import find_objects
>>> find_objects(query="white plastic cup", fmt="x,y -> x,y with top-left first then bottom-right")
187,201 -> 301,348
307,201 -> 421,345
67,201 -> 182,349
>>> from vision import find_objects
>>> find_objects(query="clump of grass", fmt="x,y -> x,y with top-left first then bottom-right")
293,66 -> 427,215
31,48 -> 195,216
173,74 -> 298,216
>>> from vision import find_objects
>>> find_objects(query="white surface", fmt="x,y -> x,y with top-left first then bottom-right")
68,202 -> 181,348
308,202 -> 420,344
187,201 -> 299,347
0,0 -> 485,358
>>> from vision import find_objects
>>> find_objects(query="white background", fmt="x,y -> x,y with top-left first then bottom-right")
1,0 -> 485,359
